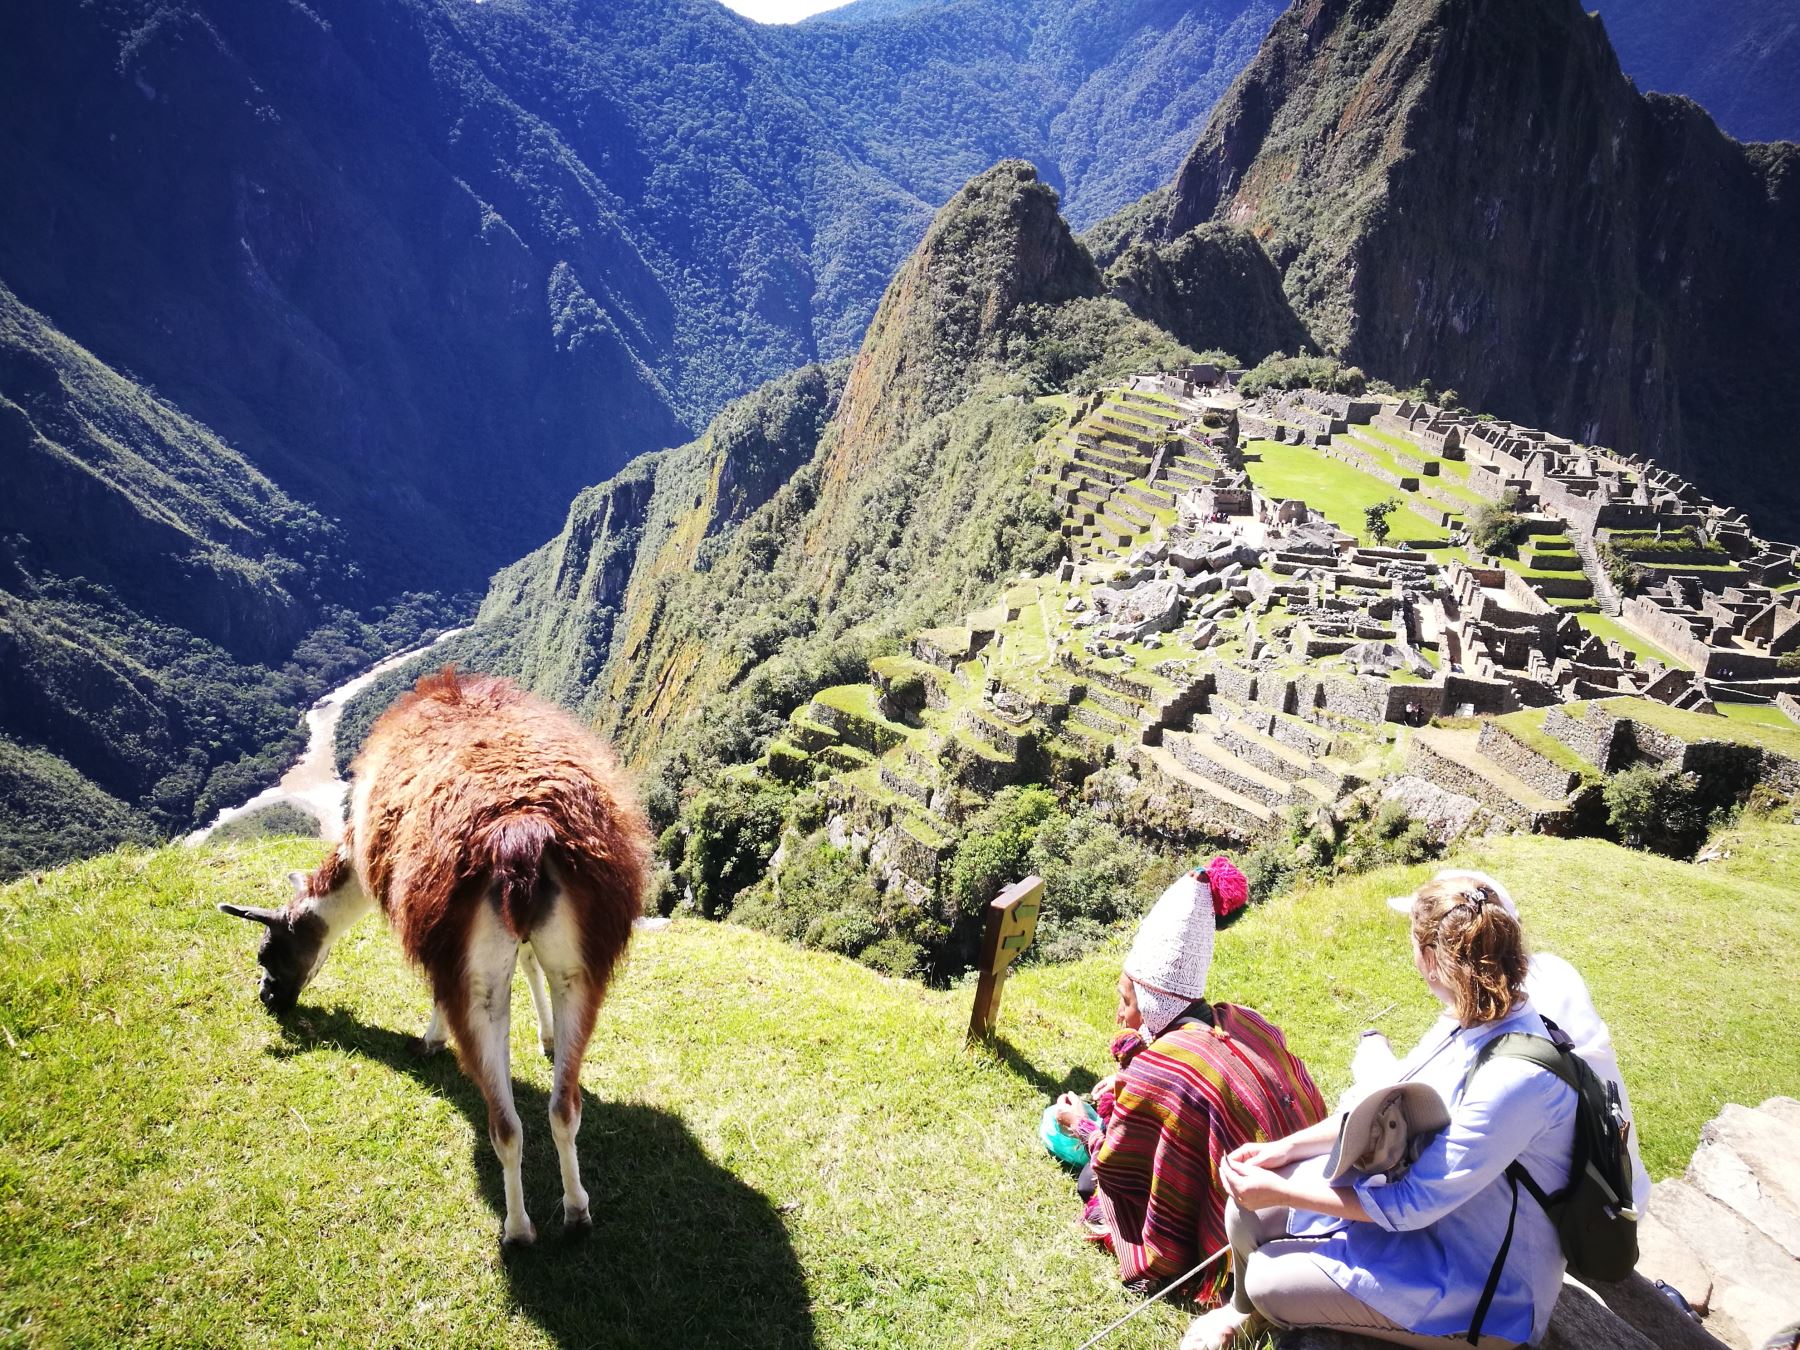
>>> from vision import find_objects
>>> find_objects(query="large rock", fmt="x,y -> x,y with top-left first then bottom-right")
1648,1176 -> 1799,1350
1686,1099 -> 1800,1261
1093,578 -> 1185,640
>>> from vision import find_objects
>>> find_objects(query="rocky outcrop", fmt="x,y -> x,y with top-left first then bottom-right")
1635,1098 -> 1800,1350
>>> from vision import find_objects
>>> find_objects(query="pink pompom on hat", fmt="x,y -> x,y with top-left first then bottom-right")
1205,855 -> 1249,920
1124,872 -> 1216,1005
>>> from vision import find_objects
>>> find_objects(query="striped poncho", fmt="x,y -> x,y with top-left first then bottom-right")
1091,1003 -> 1325,1302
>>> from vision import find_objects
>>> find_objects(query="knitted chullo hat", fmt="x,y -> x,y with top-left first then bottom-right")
1125,872 -> 1216,1009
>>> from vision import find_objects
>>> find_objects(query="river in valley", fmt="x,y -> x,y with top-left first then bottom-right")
184,627 -> 468,846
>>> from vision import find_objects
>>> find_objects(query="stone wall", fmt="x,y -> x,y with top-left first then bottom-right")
1384,682 -> 1447,723
1543,704 -> 1628,771
1407,737 -> 1574,832
1621,597 -> 1713,669
1442,673 -> 1518,716
1478,722 -> 1581,796
882,824 -> 947,883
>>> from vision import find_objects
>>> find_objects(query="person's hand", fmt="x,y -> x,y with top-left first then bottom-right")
1053,1092 -> 1087,1132
1092,1073 -> 1118,1100
1219,1154 -> 1288,1212
1227,1138 -> 1289,1170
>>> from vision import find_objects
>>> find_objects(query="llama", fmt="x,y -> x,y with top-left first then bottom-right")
221,668 -> 652,1245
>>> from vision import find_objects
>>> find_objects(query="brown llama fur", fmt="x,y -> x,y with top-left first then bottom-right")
331,665 -> 649,1003
226,665 -> 652,1244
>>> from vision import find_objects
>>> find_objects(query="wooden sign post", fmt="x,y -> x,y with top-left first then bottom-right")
967,875 -> 1043,1043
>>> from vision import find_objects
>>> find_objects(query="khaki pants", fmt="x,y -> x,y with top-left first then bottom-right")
1226,1200 -> 1520,1349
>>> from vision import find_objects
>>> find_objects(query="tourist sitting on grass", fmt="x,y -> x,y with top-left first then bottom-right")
1360,868 -> 1649,1210
1184,875 -> 1577,1350
1051,859 -> 1326,1302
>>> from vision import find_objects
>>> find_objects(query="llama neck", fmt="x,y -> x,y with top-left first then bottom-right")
293,878 -> 376,979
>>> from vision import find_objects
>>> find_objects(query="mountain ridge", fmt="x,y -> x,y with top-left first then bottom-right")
1102,0 -> 1800,537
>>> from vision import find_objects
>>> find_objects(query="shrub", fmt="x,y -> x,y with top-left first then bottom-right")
666,776 -> 792,917
1237,353 -> 1366,399
209,801 -> 321,842
1776,651 -> 1800,673
946,786 -> 1060,918
1467,498 -> 1528,556
1604,764 -> 1708,857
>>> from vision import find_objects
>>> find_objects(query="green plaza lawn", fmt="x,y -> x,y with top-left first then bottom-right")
4,822 -> 1799,1345
1244,440 -> 1448,545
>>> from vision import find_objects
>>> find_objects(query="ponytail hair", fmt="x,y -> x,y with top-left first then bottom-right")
1410,876 -> 1528,1025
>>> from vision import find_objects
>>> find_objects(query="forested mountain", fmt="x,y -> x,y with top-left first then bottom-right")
0,0 -> 1274,872
1097,0 -> 1800,538
1593,0 -> 1800,145
0,0 -> 1278,591
471,162 -> 1194,812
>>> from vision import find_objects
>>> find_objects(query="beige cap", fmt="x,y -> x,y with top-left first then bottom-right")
1324,1081 -> 1451,1183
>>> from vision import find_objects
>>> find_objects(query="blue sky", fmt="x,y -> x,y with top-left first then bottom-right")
718,0 -> 849,21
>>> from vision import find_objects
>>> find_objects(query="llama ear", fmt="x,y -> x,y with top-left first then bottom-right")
286,870 -> 310,896
219,903 -> 282,926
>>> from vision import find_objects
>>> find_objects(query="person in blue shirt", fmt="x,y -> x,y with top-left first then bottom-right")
1184,873 -> 1578,1349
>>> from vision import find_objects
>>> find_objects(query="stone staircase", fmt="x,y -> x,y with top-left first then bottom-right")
1274,1097 -> 1800,1350
1042,388 -> 1221,556
1572,525 -> 1623,615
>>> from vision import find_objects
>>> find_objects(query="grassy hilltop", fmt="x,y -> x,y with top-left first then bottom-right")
4,820 -> 1796,1346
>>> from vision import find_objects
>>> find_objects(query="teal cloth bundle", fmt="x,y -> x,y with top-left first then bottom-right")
1039,1100 -> 1100,1167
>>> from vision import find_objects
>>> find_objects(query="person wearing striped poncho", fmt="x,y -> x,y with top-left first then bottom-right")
1056,861 -> 1326,1302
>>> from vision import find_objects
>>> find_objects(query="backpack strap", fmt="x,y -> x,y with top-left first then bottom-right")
1468,1169 -> 1521,1344
1463,1027 -> 1583,1341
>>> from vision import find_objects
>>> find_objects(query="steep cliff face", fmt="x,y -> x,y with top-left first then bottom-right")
1131,0 -> 1800,535
814,162 -> 1100,543
480,362 -> 848,713
0,283 -> 325,662
0,282 -> 361,869
473,163 -> 1195,784
1101,221 -> 1312,360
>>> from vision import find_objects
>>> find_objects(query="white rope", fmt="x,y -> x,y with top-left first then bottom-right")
1072,1243 -> 1230,1350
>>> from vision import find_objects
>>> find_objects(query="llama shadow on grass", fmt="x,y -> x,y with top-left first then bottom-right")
275,1006 -> 816,1349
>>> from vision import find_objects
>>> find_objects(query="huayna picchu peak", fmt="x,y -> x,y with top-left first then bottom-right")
1097,0 -> 1800,540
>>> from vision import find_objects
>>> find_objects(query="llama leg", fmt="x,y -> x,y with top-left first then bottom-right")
449,908 -> 532,1245
546,975 -> 600,1230
519,944 -> 556,1059
530,907 -> 600,1231
418,1000 -> 448,1055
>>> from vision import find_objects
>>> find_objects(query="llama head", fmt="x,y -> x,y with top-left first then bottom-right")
219,873 -> 331,1016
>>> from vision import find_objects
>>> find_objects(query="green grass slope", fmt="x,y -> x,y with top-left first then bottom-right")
4,824 -> 1796,1344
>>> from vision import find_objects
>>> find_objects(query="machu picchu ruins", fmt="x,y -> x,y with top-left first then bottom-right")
750,368 -> 1800,906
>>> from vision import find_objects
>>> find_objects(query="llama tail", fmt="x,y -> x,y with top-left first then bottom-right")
477,813 -> 558,940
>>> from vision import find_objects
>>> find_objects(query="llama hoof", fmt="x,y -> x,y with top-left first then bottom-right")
540,1039 -> 555,1061
563,1203 -> 593,1237
501,1219 -> 537,1249
414,1036 -> 446,1057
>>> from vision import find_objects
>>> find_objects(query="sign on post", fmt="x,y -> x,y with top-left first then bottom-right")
967,875 -> 1043,1043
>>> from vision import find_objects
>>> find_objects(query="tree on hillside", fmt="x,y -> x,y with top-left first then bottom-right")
1364,497 -> 1401,546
